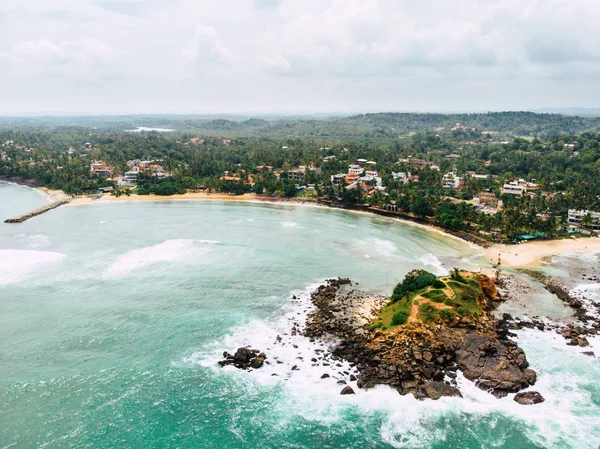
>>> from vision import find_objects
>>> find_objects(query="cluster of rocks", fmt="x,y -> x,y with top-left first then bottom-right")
303,276 -> 541,402
218,347 -> 267,370
503,270 -> 600,354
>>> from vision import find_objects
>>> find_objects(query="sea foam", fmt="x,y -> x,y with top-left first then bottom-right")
184,282 -> 600,449
0,249 -> 66,285
104,239 -> 219,278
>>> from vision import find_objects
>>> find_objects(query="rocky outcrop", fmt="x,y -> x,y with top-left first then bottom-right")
514,391 -> 545,405
218,347 -> 267,370
506,270 -> 600,347
305,276 -> 537,400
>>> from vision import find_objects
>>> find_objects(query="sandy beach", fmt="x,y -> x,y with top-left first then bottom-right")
67,191 -> 319,206
484,238 -> 600,267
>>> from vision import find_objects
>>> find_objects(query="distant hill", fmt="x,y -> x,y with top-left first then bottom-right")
1,111 -> 599,138
532,108 -> 600,117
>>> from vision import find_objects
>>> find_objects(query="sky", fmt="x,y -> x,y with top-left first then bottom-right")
1,0 -> 599,115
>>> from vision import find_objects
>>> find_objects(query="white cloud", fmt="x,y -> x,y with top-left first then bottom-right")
2,38 -> 114,77
181,25 -> 236,72
1,0 -> 600,113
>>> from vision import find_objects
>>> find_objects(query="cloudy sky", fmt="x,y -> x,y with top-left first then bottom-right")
1,0 -> 599,115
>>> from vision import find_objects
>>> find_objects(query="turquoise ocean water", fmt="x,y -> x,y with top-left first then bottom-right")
0,182 -> 599,449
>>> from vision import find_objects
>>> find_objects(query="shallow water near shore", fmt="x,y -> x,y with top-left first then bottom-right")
1,182 -> 599,449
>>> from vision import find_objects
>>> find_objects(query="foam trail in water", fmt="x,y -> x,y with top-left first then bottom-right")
420,253 -> 449,275
104,239 -> 219,278
0,249 -> 66,285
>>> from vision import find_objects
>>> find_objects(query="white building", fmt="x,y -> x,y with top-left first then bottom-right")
122,168 -> 140,185
442,172 -> 462,189
348,165 -> 364,175
501,181 -> 525,196
568,209 -> 600,230
360,170 -> 382,188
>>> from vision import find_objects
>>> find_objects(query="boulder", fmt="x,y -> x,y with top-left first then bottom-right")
514,391 -> 545,405
340,386 -> 355,395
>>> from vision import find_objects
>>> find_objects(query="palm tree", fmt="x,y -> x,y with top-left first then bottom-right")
580,212 -> 594,229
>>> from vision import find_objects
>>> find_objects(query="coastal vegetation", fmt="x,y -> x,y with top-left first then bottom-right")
1,111 -> 599,242
375,270 -> 485,329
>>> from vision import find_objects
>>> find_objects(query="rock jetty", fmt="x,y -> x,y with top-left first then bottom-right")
4,198 -> 71,223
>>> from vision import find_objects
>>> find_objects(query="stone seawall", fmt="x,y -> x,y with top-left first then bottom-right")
4,198 -> 71,223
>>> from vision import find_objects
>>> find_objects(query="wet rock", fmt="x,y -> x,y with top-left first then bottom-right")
514,391 -> 545,405
218,347 -> 267,370
321,373 -> 330,379
340,386 -> 355,395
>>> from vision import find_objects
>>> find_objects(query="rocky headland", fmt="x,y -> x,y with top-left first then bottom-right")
303,272 -> 540,401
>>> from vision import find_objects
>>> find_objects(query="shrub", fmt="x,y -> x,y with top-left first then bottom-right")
419,303 -> 438,322
413,300 -> 420,305
392,311 -> 409,326
450,268 -> 468,284
456,306 -> 466,315
439,309 -> 454,320
433,279 -> 446,289
444,298 -> 456,307
422,289 -> 448,303
392,270 -> 437,301
369,321 -> 384,331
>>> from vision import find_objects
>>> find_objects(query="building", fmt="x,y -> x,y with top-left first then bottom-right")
331,173 -> 347,186
568,210 -> 600,230
442,172 -> 462,189
392,172 -> 411,184
410,159 -> 435,170
501,182 -> 525,196
122,168 -> 140,185
348,165 -> 364,175
475,192 -> 498,206
346,172 -> 361,185
501,179 -> 538,196
90,160 -> 113,178
360,170 -> 382,188
357,158 -> 368,165
288,166 -> 306,185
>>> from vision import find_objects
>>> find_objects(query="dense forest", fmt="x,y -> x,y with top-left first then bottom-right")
1,111 -> 599,242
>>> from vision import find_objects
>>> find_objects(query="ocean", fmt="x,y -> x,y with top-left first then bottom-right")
0,181 -> 599,449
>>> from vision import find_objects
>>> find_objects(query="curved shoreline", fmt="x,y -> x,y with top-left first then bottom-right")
69,191 -> 600,268
5,180 -> 599,269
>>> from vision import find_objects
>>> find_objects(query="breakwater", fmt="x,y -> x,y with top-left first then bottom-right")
4,198 -> 71,223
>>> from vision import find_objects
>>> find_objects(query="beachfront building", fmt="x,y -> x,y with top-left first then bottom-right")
288,166 -> 306,185
568,209 -> 600,230
122,168 -> 140,185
